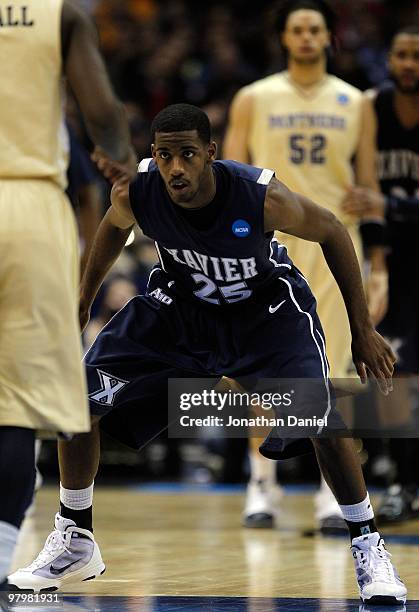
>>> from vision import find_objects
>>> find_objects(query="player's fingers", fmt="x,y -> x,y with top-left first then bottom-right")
379,355 -> 394,380
386,345 -> 397,365
369,366 -> 389,395
355,361 -> 367,385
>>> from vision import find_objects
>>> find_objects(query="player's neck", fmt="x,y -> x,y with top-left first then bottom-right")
286,59 -> 327,89
394,89 -> 419,129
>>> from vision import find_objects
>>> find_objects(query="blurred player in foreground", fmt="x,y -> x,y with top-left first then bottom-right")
0,0 -> 136,593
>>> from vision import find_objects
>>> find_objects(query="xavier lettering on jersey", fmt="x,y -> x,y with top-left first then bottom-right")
0,6 -> 34,27
129,160 -> 291,306
162,247 -> 258,282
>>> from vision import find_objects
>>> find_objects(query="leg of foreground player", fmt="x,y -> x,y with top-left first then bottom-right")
312,436 -> 407,605
0,428 -> 36,592
8,418 -> 105,592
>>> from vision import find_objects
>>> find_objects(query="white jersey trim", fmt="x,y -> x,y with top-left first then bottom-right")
257,168 -> 274,185
138,158 -> 153,173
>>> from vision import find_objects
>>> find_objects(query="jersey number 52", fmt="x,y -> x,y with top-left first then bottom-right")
289,134 -> 326,164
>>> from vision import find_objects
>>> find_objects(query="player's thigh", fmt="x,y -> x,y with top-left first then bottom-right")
84,296 -> 205,449
0,181 -> 88,432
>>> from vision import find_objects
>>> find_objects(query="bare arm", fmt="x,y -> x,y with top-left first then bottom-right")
223,87 -> 253,162
61,1 -> 134,167
264,178 -> 395,391
77,182 -> 103,277
79,181 -> 135,327
354,94 -> 380,192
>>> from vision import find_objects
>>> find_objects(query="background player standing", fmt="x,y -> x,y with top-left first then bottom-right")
0,0 -> 136,591
223,0 -> 387,531
343,25 -> 419,523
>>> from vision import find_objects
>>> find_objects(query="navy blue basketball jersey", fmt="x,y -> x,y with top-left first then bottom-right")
374,84 -> 419,249
375,84 -> 419,200
129,159 -> 291,306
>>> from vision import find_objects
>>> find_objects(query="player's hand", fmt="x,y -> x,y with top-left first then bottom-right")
351,327 -> 396,395
92,146 -> 137,184
342,187 -> 385,220
365,269 -> 388,326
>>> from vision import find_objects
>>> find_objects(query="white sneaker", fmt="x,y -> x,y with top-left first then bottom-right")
351,532 -> 407,604
8,514 -> 105,592
314,481 -> 347,535
242,480 -> 283,528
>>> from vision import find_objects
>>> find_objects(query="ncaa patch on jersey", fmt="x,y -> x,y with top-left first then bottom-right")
337,93 -> 349,105
232,219 -> 251,237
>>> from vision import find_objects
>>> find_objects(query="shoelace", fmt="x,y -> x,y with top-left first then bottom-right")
27,529 -> 73,570
356,542 -> 396,584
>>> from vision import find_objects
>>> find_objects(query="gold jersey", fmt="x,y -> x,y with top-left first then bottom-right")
246,71 -> 363,221
0,0 -> 68,188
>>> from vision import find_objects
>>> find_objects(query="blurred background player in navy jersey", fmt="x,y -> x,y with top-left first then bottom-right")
343,25 -> 419,524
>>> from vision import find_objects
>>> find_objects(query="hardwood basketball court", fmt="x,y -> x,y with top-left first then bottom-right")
9,484 -> 419,611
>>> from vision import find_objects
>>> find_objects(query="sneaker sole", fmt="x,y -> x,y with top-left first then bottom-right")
8,561 -> 106,593
362,594 -> 407,605
319,516 -> 348,536
243,512 -> 275,529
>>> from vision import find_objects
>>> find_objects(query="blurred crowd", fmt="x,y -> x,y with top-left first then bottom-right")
56,0 -> 419,485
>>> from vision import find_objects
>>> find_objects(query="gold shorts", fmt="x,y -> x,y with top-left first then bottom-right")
0,180 -> 89,434
276,224 -> 362,379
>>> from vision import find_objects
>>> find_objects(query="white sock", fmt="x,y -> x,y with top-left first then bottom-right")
0,521 -> 19,582
339,493 -> 374,523
60,482 -> 94,511
249,452 -> 276,485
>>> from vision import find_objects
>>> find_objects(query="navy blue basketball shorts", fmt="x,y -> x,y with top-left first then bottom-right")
377,254 -> 419,374
85,267 -> 346,459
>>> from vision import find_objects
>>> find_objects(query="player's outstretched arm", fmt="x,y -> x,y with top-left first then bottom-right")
61,1 -> 136,179
79,181 -> 135,331
264,178 -> 396,394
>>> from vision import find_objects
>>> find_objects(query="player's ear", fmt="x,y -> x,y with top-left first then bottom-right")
207,141 -> 217,162
151,143 -> 156,159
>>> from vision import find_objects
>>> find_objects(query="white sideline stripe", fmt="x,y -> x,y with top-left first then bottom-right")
316,329 -> 329,377
269,237 -> 290,269
315,328 -> 332,434
154,242 -> 167,272
148,266 -> 162,282
137,157 -> 152,173
278,277 -> 331,435
257,168 -> 274,185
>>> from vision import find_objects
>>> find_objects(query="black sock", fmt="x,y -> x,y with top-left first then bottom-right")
345,518 -> 378,540
60,503 -> 93,533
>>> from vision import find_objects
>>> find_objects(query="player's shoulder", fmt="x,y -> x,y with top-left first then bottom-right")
369,80 -> 395,103
137,158 -> 158,174
129,158 -> 159,201
244,72 -> 286,95
216,160 -> 274,186
327,75 -> 363,103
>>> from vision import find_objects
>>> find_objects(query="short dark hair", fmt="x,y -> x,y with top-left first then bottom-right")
151,104 -> 211,144
274,0 -> 336,35
392,25 -> 419,40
